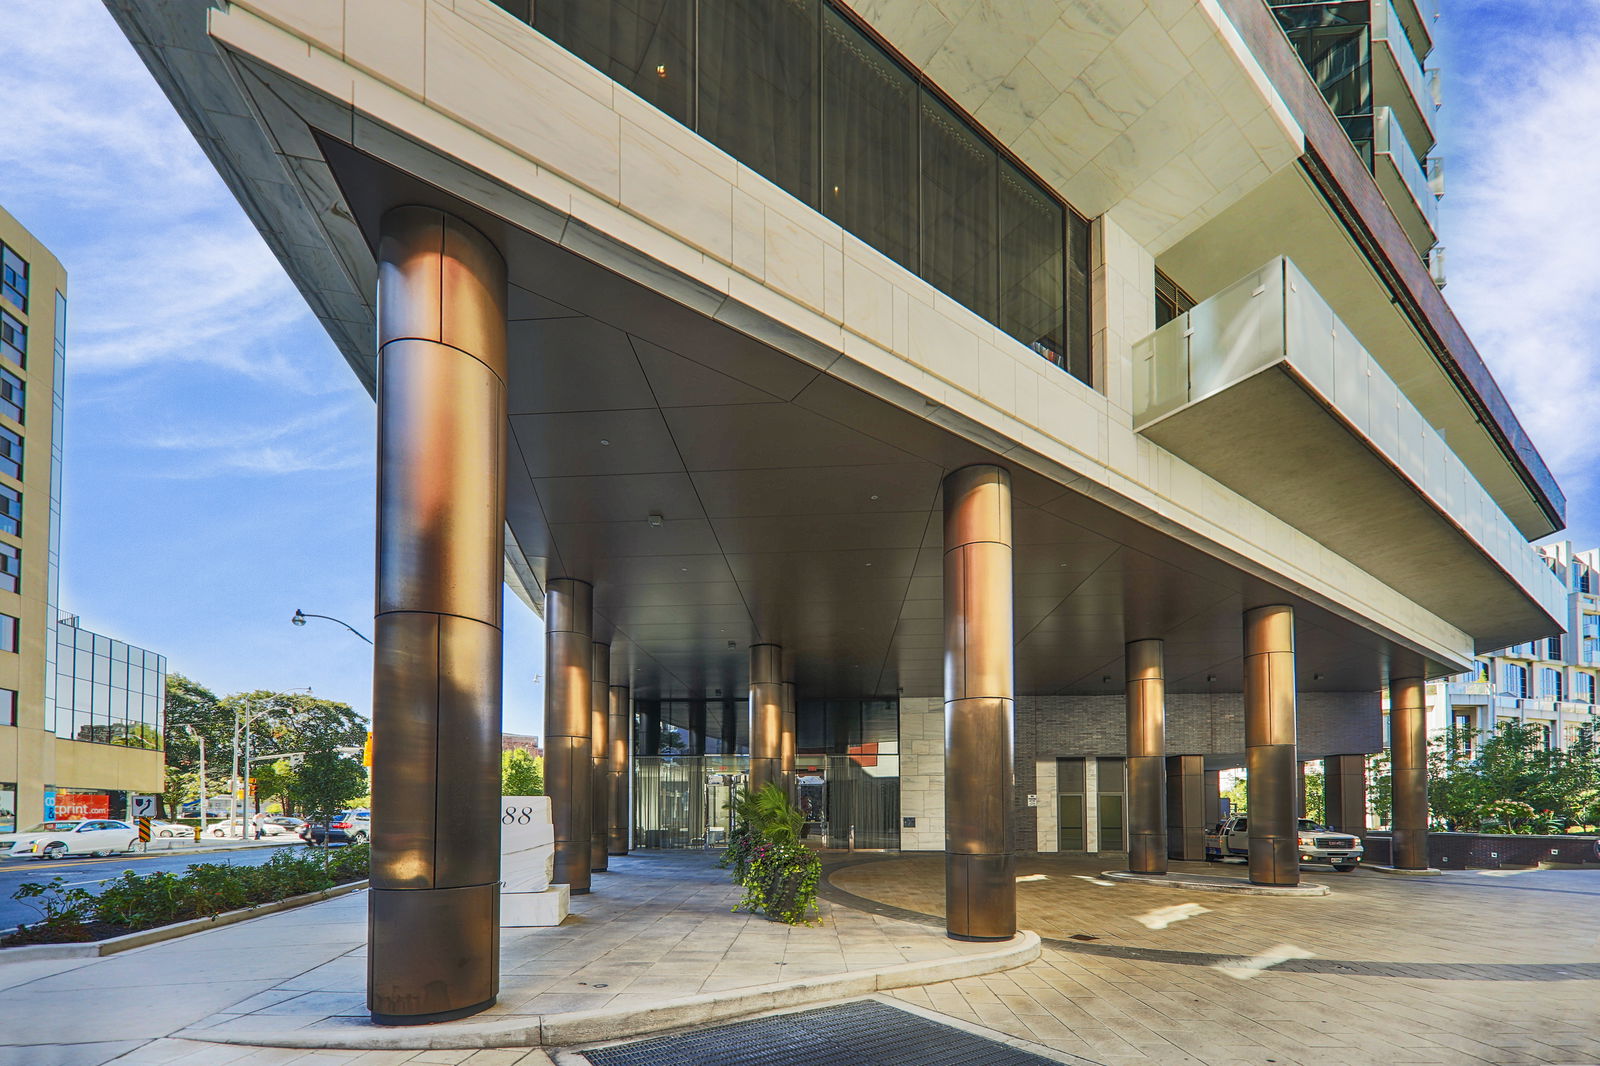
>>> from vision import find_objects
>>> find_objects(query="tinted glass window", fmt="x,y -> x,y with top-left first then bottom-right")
0,311 -> 23,369
0,614 -> 16,653
0,484 -> 20,536
999,161 -> 1065,365
698,0 -> 818,204
0,544 -> 17,593
821,10 -> 917,270
0,245 -> 26,313
920,94 -> 996,323
0,426 -> 19,480
533,0 -> 694,125
0,368 -> 23,424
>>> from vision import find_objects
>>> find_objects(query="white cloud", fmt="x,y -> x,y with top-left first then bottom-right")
1445,14 -> 1600,537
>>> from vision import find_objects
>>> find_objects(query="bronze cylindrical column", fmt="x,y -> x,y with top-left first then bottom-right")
1126,639 -> 1167,875
1391,677 -> 1429,869
749,644 -> 784,795
1243,605 -> 1299,887
545,579 -> 592,894
607,685 -> 630,854
369,205 -> 506,1024
1324,753 -> 1367,836
943,464 -> 1016,942
1165,755 -> 1206,861
590,643 -> 610,873
780,680 -> 797,800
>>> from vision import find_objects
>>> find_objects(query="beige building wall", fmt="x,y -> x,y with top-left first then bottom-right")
0,204 -> 162,830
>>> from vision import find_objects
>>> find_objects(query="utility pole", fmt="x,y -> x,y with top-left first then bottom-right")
197,734 -> 208,838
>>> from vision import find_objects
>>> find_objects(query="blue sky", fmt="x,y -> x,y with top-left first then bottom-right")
0,1 -> 1594,731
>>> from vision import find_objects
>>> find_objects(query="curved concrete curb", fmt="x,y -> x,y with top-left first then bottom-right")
1101,870 -> 1330,896
174,930 -> 1042,1051
1363,864 -> 1443,876
0,881 -> 369,963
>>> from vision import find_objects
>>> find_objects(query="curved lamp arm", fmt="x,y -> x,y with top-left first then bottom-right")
291,609 -> 374,645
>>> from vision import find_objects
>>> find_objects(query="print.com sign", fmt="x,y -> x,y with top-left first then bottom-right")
43,791 -> 111,820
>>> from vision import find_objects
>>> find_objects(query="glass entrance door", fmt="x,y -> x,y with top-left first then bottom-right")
1058,793 -> 1085,851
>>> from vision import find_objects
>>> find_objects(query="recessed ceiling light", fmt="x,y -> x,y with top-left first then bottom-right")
600,439 -> 611,446
647,513 -> 664,527
870,494 -> 879,500
864,562 -> 873,567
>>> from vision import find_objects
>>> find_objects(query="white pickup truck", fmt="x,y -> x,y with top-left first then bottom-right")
1205,815 -> 1363,872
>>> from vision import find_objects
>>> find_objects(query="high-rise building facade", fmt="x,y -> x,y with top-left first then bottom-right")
0,205 -> 163,832
108,0 -> 1563,1022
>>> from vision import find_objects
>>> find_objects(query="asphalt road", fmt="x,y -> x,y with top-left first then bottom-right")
0,845 -> 303,932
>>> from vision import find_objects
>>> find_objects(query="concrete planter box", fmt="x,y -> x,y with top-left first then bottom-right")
1363,831 -> 1600,869
0,879 -> 369,963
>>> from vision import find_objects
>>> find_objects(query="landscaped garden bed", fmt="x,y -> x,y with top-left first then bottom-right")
2,844 -> 369,947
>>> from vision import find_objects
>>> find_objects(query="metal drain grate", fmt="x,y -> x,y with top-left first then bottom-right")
582,999 -> 1065,1066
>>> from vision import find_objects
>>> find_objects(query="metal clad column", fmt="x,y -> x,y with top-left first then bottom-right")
780,680 -> 797,800
1126,639 -> 1167,875
1391,678 -> 1429,869
1324,753 -> 1367,836
749,645 -> 783,794
1243,605 -> 1299,887
1164,754 -> 1206,861
545,579 -> 592,894
369,206 -> 506,1024
590,643 -> 610,873
943,465 -> 1016,942
607,685 -> 630,854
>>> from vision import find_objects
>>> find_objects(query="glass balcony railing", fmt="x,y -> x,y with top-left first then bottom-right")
1391,0 -> 1437,60
1374,106 -> 1439,239
1371,0 -> 1436,147
1132,257 -> 1561,618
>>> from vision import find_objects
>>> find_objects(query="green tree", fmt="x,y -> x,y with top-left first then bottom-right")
220,690 -> 367,762
1221,776 -> 1247,815
252,758 -> 297,815
1302,769 -> 1325,823
501,749 -> 544,795
159,674 -> 232,817
288,729 -> 367,869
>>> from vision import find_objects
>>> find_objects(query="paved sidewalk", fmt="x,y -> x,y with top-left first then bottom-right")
832,853 -> 1600,1065
1,851 -> 1020,1066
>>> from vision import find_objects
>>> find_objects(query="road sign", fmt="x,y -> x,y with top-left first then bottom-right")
138,817 -> 152,843
130,794 -> 156,819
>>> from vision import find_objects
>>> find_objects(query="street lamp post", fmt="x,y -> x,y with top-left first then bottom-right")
291,609 -> 374,645
185,725 -> 208,838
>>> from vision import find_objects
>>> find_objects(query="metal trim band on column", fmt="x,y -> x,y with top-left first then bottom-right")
943,464 -> 1015,942
369,205 -> 506,1025
1391,677 -> 1429,869
780,680 -> 797,800
1165,754 -> 1206,861
545,579 -> 592,895
1243,604 -> 1299,887
1125,639 -> 1167,875
749,644 -> 784,794
608,685 -> 630,855
590,643 -> 610,873
1324,753 -> 1368,837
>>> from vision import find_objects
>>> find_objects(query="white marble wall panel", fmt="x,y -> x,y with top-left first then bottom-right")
898,698 -> 945,852
1034,757 -> 1058,853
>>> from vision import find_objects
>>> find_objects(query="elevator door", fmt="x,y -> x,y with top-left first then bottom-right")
1057,794 -> 1085,851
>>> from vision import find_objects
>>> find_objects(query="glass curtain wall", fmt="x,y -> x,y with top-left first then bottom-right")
502,0 -> 1092,386
51,621 -> 166,748
797,697 -> 899,848
633,698 -> 748,847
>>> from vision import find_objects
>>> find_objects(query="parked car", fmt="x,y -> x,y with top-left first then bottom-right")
8,820 -> 141,859
145,819 -> 188,838
205,818 -> 294,839
1205,815 -> 1363,871
0,821 -> 83,855
299,809 -> 371,846
259,816 -> 306,832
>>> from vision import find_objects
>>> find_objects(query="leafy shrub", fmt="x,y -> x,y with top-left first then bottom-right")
5,844 -> 370,946
721,784 -> 819,925
736,839 -> 821,926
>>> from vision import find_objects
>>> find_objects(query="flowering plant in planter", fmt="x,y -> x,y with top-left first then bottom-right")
720,783 -> 820,925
